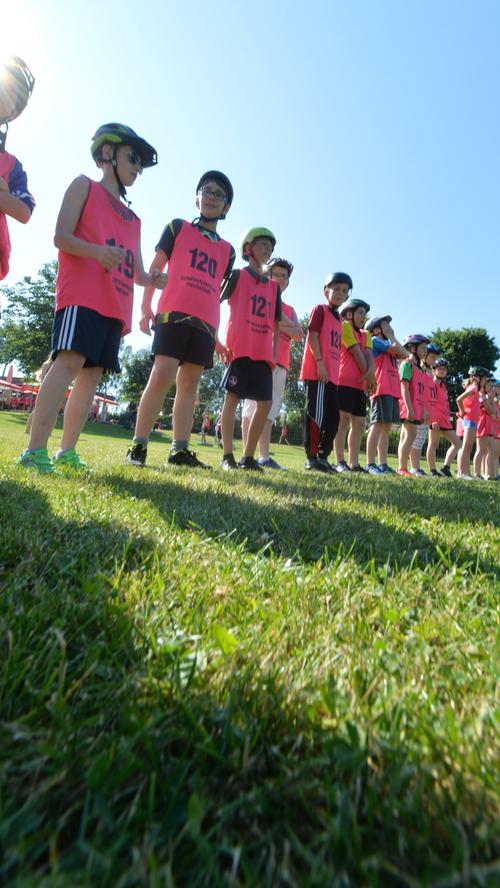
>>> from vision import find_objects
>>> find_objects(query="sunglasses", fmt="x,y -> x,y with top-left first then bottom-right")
127,150 -> 143,168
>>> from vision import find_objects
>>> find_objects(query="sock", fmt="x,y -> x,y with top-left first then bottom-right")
171,439 -> 188,454
133,436 -> 148,447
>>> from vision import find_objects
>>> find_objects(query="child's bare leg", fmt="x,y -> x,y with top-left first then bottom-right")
377,423 -> 392,465
221,392 -> 239,455
458,428 -> 475,476
28,351 -> 85,450
347,414 -> 365,467
366,422 -> 381,465
244,401 -> 272,458
60,366 -> 103,452
134,355 -> 179,440
442,430 -> 460,468
426,426 -> 440,471
334,410 -> 350,463
173,362 -> 204,443
241,414 -> 251,450
258,419 -> 273,459
398,422 -> 417,470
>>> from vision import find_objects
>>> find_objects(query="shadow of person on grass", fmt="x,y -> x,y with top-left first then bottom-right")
0,480 -> 496,888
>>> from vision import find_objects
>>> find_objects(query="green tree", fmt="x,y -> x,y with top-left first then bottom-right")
118,348 -> 156,404
0,262 -> 56,374
430,327 -> 499,408
283,315 -> 307,409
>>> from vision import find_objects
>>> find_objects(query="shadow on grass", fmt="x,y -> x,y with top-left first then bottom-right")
101,471 -> 498,575
0,480 -> 497,886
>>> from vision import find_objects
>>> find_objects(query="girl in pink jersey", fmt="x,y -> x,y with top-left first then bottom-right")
334,298 -> 375,473
472,375 -> 496,480
365,315 -> 409,475
425,358 -> 461,477
456,366 -> 491,480
18,123 -> 166,473
397,333 -> 430,477
126,170 -> 235,470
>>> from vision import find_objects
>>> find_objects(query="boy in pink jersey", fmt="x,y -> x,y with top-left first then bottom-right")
425,358 -> 461,477
300,272 -> 352,472
18,123 -> 166,472
456,366 -> 490,480
333,298 -> 375,473
126,170 -> 235,469
364,315 -> 408,475
219,227 -> 282,471
241,257 -> 302,470
397,333 -> 430,477
0,56 -> 35,285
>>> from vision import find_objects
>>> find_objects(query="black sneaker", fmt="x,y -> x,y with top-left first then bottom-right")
378,463 -> 396,475
316,457 -> 336,473
305,457 -> 330,473
126,442 -> 147,467
439,465 -> 452,477
350,465 -> 367,473
168,448 -> 210,468
221,453 -> 238,470
430,469 -> 441,477
238,456 -> 263,472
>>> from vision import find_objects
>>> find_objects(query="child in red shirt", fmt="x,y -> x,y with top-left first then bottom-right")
456,366 -> 491,480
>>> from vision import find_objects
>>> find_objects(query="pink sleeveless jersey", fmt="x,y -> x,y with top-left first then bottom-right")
56,179 -> 141,334
495,402 -> 500,439
300,305 -> 342,384
434,381 -> 452,428
156,221 -> 231,329
0,153 -> 16,280
276,302 -> 298,370
477,400 -> 494,437
372,348 -> 401,399
461,384 -> 480,424
425,373 -> 439,423
399,362 -> 426,422
339,325 -> 368,390
224,268 -> 279,365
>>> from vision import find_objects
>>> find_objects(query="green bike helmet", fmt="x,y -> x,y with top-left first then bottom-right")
240,227 -> 276,259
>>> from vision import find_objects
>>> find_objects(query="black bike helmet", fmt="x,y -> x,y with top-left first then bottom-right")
468,365 -> 491,378
196,170 -> 233,207
403,333 -> 430,348
265,257 -> 294,277
91,123 -> 157,167
324,272 -> 353,290
365,314 -> 392,333
339,298 -> 371,318
433,357 -> 449,368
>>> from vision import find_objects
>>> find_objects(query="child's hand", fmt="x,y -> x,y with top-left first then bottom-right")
363,369 -> 376,393
0,176 -> 9,193
150,269 -> 167,289
139,307 -> 155,336
96,243 -> 126,271
316,359 -> 328,383
215,340 -> 231,364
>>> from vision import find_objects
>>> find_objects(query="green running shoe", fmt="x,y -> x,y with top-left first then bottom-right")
53,448 -> 87,469
17,447 -> 54,473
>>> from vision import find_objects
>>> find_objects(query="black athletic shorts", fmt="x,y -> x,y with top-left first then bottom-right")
52,306 -> 122,372
338,384 -> 366,417
370,394 -> 401,424
152,320 -> 214,368
221,357 -> 272,401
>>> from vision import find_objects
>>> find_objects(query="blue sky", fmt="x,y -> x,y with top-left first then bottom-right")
2,0 -> 499,369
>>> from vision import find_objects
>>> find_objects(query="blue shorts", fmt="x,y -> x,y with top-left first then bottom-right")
462,418 -> 478,430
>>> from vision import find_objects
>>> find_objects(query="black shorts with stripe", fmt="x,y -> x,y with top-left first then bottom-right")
52,306 -> 122,372
152,319 -> 215,368
221,357 -> 272,401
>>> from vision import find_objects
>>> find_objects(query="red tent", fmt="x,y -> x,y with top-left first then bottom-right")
0,379 -> 23,391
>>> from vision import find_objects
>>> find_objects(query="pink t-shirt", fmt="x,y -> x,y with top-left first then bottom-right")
156,221 -> 231,329
224,268 -> 279,365
300,304 -> 341,384
461,384 -> 480,424
56,179 -> 141,334
372,348 -> 401,399
433,380 -> 452,428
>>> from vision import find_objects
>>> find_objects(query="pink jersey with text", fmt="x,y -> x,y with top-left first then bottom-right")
156,221 -> 231,329
224,268 -> 278,365
425,373 -> 439,423
276,302 -> 298,370
0,153 -> 16,279
477,399 -> 494,437
300,305 -> 341,384
461,384 -> 480,424
399,362 -> 426,422
372,347 -> 401,399
434,380 -> 452,428
56,179 -> 141,334
339,325 -> 369,390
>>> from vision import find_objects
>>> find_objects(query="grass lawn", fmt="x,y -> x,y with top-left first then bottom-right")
1,412 -> 499,886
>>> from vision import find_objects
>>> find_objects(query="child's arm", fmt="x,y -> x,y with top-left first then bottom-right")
455,390 -> 468,416
481,394 -> 496,416
134,242 -> 167,290
363,348 -> 376,393
0,177 -> 31,223
279,313 -> 302,341
139,249 -> 167,335
349,343 -> 367,374
54,176 -> 125,269
308,330 -> 329,383
400,379 -> 415,421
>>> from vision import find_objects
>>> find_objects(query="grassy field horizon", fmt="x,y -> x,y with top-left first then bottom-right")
1,412 -> 498,886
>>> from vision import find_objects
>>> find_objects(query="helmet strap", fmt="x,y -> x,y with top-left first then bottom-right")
0,124 -> 8,152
